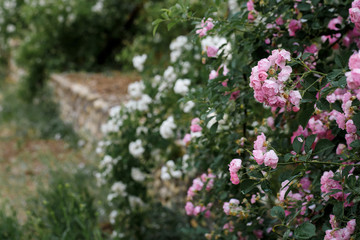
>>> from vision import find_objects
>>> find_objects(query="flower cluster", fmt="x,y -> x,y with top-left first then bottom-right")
250,49 -> 301,111
350,0 -> 360,30
223,198 -> 242,216
228,158 -> 242,185
252,133 -> 278,169
185,171 -> 215,217
196,18 -> 214,37
325,216 -> 356,240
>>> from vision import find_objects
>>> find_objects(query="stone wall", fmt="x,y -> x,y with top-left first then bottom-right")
49,72 -> 138,140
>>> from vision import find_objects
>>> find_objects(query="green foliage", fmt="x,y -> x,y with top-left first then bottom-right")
0,207 -> 22,240
0,84 -> 79,146
24,169 -> 104,240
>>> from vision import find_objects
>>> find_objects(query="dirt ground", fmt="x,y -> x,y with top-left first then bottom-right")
0,125 -> 86,223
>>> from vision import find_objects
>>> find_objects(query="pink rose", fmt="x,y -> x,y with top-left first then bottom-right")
247,0 -> 254,11
193,206 -> 201,216
209,70 -> 219,80
278,65 -> 292,82
223,202 -> 230,215
230,172 -> 240,185
336,143 -> 346,155
207,46 -> 218,58
276,17 -> 284,26
349,51 -> 360,70
353,0 -> 360,8
350,8 -> 360,24
346,120 -> 357,134
191,118 -> 200,125
264,150 -> 278,169
183,133 -> 191,145
288,19 -> 302,37
289,90 -> 302,106
257,58 -> 271,71
192,178 -> 204,191
262,80 -> 279,97
185,201 -> 194,215
258,71 -> 268,81
229,158 -> 242,173
254,133 -> 267,151
253,150 -> 264,165
328,16 -> 343,31
335,112 -> 346,130
191,124 -> 202,133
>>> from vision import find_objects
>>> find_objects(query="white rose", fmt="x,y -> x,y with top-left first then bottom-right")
131,168 -> 146,182
128,81 -> 145,99
159,116 -> 177,139
129,139 -> 145,158
174,79 -> 191,96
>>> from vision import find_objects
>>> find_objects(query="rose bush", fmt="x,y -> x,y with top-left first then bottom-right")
99,0 -> 360,239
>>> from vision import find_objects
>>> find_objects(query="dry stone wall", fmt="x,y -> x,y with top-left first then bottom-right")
50,72 -> 139,140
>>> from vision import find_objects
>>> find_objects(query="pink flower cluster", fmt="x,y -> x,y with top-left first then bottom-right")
350,0 -> 360,30
288,19 -> 302,37
223,198 -> 241,216
325,216 -> 356,240
196,18 -> 214,37
250,49 -> 302,111
183,118 -> 203,145
278,178 -> 315,217
252,133 -> 278,169
228,158 -> 242,185
346,51 -> 360,90
291,112 -> 335,150
185,171 -> 215,216
320,170 -> 351,204
247,0 -> 257,21
321,17 -> 342,49
185,201 -> 212,217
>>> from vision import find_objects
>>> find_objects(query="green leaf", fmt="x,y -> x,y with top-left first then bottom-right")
333,202 -> 344,219
240,179 -> 258,194
298,103 -> 314,128
350,140 -> 360,148
283,229 -> 291,240
313,139 -> 334,154
294,222 -> 316,239
352,112 -> 360,130
297,3 -> 311,11
152,19 -> 164,36
167,21 -> 177,31
270,206 -> 285,221
316,98 -> 330,111
293,136 -> 303,153
284,153 -> 293,162
261,180 -> 272,193
304,135 -> 316,153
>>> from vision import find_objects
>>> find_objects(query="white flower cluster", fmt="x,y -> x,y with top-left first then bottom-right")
101,106 -> 124,134
132,54 -> 147,72
159,116 -> 177,139
131,167 -> 146,182
125,80 -> 152,112
92,0 -> 104,13
182,100 -> 195,113
129,139 -> 145,158
174,78 -> 191,96
201,36 -> 232,59
96,140 -> 111,155
207,112 -> 229,131
169,36 -> 192,63
107,181 -> 127,202
95,155 -> 121,186
160,160 -> 182,180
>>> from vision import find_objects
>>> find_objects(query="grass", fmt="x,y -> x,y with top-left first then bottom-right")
0,61 -> 108,239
